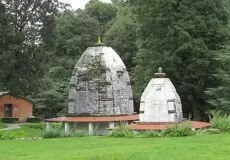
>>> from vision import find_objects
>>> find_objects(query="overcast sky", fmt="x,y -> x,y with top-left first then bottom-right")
59,0 -> 111,9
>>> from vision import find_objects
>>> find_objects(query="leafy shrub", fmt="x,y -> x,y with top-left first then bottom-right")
209,110 -> 230,132
22,123 -> 45,130
142,130 -> 163,138
42,128 -> 62,139
109,125 -> 134,138
164,122 -> 195,137
0,131 -> 15,140
1,118 -> 19,124
27,117 -> 43,123
42,128 -> 88,139
66,130 -> 88,137
51,123 -> 63,129
0,122 -> 7,129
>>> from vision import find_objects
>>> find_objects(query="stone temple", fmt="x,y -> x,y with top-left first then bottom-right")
68,45 -> 134,115
45,43 -> 138,135
128,67 -> 210,130
139,67 -> 183,123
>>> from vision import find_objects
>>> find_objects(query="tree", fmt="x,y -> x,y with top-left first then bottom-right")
206,47 -> 230,114
104,4 -> 137,71
55,9 -> 99,56
32,9 -> 100,117
85,0 -> 117,35
132,0 -> 230,120
0,0 -> 60,96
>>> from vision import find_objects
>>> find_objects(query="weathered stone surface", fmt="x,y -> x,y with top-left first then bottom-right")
68,46 -> 134,115
139,73 -> 183,122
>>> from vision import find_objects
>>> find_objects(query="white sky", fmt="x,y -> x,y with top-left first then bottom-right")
59,0 -> 112,9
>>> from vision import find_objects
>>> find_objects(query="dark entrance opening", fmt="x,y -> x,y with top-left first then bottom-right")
4,104 -> 13,118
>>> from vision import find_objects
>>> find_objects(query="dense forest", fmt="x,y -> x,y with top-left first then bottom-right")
0,0 -> 230,121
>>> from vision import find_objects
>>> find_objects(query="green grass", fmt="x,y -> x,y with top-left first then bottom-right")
0,133 -> 230,160
2,124 -> 43,138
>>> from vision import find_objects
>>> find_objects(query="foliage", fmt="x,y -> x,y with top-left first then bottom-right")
0,131 -> 15,140
132,0 -> 230,120
22,123 -> 45,130
32,9 -> 100,118
109,125 -> 134,138
1,118 -> 19,124
104,4 -> 137,71
27,118 -> 44,123
209,110 -> 230,132
0,0 -> 60,96
206,47 -> 230,114
141,130 -> 163,138
55,10 -> 99,56
164,122 -> 195,137
85,0 -> 117,34
42,128 -> 88,139
0,122 -> 7,129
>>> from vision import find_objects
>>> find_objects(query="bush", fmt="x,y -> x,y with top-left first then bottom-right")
0,122 -> 7,129
109,125 -> 134,138
1,118 -> 19,124
22,123 -> 45,130
142,130 -> 163,138
0,131 -> 15,140
42,128 -> 88,139
209,110 -> 230,132
164,122 -> 195,137
27,117 -> 43,123
42,128 -> 62,139
66,130 -> 88,137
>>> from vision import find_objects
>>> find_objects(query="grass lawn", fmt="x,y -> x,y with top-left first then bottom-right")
2,125 -> 43,138
1,123 -> 44,138
0,133 -> 230,160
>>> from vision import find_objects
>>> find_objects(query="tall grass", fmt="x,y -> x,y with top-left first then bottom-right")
0,131 -> 15,140
209,110 -> 230,132
109,125 -> 134,138
42,124 -> 88,139
164,122 -> 195,137
141,130 -> 163,138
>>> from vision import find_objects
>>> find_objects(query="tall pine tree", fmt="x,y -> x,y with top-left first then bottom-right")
132,0 -> 230,120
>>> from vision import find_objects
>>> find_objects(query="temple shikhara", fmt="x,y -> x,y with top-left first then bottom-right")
45,40 -> 138,135
68,45 -> 134,115
129,68 -> 210,130
139,67 -> 183,123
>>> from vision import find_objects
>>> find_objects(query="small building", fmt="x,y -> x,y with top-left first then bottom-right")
0,92 -> 33,122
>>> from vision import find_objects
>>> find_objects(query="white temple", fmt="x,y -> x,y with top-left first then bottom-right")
139,67 -> 183,123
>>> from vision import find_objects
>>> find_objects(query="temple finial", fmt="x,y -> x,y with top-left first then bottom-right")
158,67 -> 163,73
94,34 -> 105,46
154,67 -> 166,78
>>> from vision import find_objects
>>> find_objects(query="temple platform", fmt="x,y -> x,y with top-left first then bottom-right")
44,114 -> 138,135
127,121 -> 211,131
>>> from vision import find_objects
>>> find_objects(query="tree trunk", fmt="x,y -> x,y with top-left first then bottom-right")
191,100 -> 201,121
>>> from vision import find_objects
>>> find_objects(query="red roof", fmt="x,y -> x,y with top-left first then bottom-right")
45,114 -> 139,123
128,121 -> 211,130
